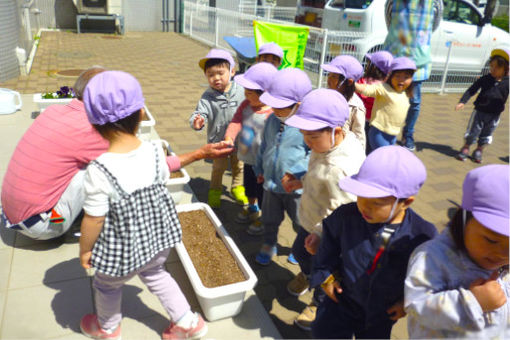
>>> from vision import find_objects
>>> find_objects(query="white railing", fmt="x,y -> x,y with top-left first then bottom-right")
19,0 -> 41,55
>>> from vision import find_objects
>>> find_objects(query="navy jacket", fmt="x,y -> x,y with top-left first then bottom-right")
459,74 -> 509,115
311,202 -> 437,326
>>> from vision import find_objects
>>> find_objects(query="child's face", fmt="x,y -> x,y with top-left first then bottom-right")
327,73 -> 341,90
257,54 -> 281,68
357,196 -> 409,224
205,64 -> 234,92
390,70 -> 413,93
244,89 -> 263,107
489,59 -> 506,79
464,217 -> 509,270
300,128 -> 339,153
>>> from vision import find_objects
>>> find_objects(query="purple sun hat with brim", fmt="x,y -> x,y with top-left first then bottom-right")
461,164 -> 509,236
83,70 -> 145,125
258,42 -> 284,59
198,48 -> 235,71
339,145 -> 426,199
390,57 -> 416,72
365,51 -> 393,74
321,55 -> 364,81
260,68 -> 312,108
234,62 -> 278,91
286,89 -> 349,130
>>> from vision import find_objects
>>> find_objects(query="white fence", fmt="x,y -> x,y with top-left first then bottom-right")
182,1 -> 486,93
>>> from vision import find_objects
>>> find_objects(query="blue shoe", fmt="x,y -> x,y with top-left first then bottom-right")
255,244 -> 277,266
403,136 -> 416,151
287,253 -> 298,265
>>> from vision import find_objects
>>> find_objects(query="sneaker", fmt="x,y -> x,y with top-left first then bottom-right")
231,186 -> 249,206
294,303 -> 317,331
246,219 -> 264,235
287,272 -> 309,296
472,149 -> 483,163
208,189 -> 222,208
403,136 -> 416,151
162,313 -> 208,340
255,244 -> 277,266
456,147 -> 469,161
80,314 -> 121,340
235,206 -> 260,224
287,253 -> 299,265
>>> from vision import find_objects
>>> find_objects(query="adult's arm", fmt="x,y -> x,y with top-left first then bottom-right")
165,141 -> 234,171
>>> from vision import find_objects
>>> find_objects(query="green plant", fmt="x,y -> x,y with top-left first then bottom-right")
42,86 -> 75,99
492,14 -> 509,32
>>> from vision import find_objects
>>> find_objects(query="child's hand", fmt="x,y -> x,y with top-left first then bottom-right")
387,299 -> 406,321
455,103 -> 465,111
257,174 -> 264,184
193,115 -> 205,130
469,271 -> 506,312
304,233 -> 321,255
322,280 -> 342,303
80,251 -> 92,269
281,173 -> 302,192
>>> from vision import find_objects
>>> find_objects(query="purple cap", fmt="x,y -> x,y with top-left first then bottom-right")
365,51 -> 393,74
198,49 -> 235,71
234,62 -> 278,91
321,55 -> 364,81
390,57 -> 416,72
258,42 -> 284,59
339,145 -> 426,198
461,164 -> 509,236
285,89 -> 349,130
260,68 -> 312,108
491,48 -> 510,62
83,71 -> 145,125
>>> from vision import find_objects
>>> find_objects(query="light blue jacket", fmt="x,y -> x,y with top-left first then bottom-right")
253,114 -> 310,194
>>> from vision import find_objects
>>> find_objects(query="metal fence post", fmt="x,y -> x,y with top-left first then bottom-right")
215,8 -> 219,47
439,41 -> 453,95
189,5 -> 193,37
317,29 -> 328,88
23,7 -> 32,42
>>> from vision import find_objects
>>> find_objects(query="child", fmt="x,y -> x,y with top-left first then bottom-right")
321,55 -> 367,149
189,48 -> 248,208
455,48 -> 509,163
283,88 -> 366,331
251,68 -> 312,266
224,62 -> 278,227
310,145 -> 437,338
256,42 -> 284,69
355,57 -> 416,151
79,71 -> 207,340
405,164 -> 509,338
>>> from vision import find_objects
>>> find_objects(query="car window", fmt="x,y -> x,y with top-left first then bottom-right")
443,0 -> 480,25
329,0 -> 373,9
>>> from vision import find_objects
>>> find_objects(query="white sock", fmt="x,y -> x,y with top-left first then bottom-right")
176,310 -> 197,329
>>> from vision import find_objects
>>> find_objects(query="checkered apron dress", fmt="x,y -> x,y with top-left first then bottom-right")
90,143 -> 182,277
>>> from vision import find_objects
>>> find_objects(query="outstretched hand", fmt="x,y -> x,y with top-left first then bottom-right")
455,103 -> 465,111
200,141 -> 235,159
193,115 -> 205,130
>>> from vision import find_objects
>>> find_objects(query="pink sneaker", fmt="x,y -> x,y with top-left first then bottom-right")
80,314 -> 121,340
162,313 -> 208,340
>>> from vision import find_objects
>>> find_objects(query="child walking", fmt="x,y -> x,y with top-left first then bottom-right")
251,68 -> 312,265
256,42 -> 284,69
310,146 -> 437,338
405,164 -> 509,338
79,71 -> 207,340
224,62 -> 278,228
283,88 -> 366,330
189,49 -> 248,208
455,48 -> 509,163
355,57 -> 416,151
321,55 -> 367,149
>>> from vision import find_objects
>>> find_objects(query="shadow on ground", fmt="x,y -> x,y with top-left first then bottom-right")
415,141 -> 459,158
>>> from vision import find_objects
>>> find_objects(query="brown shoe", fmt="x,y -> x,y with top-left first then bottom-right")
287,272 -> 309,297
294,303 -> 317,331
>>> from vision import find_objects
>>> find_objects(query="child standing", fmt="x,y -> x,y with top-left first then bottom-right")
355,57 -> 416,151
321,55 -> 367,149
224,62 -> 278,228
283,88 -> 366,330
405,164 -> 509,338
189,49 -> 248,208
310,146 -> 437,338
455,48 -> 509,163
256,42 -> 284,69
251,68 -> 312,266
79,71 -> 206,340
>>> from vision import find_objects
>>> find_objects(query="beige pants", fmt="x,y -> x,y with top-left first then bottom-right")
210,153 -> 244,190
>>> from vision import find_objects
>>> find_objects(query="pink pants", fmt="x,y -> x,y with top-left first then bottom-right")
93,248 -> 190,330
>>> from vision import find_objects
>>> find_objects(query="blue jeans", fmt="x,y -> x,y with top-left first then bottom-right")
368,126 -> 397,150
402,80 -> 423,140
261,189 -> 301,246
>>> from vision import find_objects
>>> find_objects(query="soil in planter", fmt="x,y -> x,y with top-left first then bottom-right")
178,210 -> 246,288
170,171 -> 184,179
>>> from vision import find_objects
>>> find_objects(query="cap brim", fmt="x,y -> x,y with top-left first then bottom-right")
338,176 -> 393,198
198,58 -> 207,71
234,75 -> 263,90
285,115 -> 329,130
365,53 -> 373,61
473,210 -> 510,237
491,49 -> 509,62
260,92 -> 295,108
321,64 -> 341,74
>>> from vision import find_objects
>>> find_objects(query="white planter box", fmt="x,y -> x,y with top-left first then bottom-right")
33,93 -> 72,112
166,150 -> 190,204
175,203 -> 258,321
137,106 -> 156,140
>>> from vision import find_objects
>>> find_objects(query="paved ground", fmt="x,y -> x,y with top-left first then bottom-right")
0,31 -> 508,339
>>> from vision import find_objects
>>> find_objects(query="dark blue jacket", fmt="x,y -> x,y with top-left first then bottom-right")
311,202 -> 437,326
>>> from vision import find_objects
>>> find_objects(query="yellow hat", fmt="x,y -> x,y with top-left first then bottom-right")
491,48 -> 509,62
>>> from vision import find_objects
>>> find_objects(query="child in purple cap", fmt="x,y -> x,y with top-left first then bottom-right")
256,42 -> 284,69
189,48 -> 248,208
283,88 -> 366,331
355,56 -> 416,151
224,62 -> 278,228
455,48 -> 509,163
310,145 -> 437,339
80,71 -> 207,340
321,55 -> 367,149
250,68 -> 312,265
405,164 -> 509,338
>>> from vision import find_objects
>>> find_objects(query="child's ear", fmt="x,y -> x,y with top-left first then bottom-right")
347,79 -> 354,86
230,68 -> 236,78
334,126 -> 343,135
401,196 -> 415,209
140,107 -> 146,120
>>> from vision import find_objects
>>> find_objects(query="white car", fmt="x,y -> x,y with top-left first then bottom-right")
321,0 -> 509,73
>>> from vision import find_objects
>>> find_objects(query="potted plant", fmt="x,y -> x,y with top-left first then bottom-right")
33,86 -> 75,112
